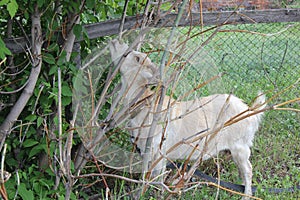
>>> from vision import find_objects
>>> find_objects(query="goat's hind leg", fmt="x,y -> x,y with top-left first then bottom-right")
230,145 -> 253,200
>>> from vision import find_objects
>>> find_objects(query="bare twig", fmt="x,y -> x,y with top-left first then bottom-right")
0,58 -> 6,66
57,68 -> 65,174
31,84 -> 44,114
136,0 -> 153,50
0,79 -> 29,94
0,144 -> 7,183
264,78 -> 300,106
81,46 -> 109,70
260,42 -> 277,87
118,0 -> 129,40
2,61 -> 30,76
274,97 -> 300,112
65,104 -> 78,172
0,144 -> 8,200
13,170 -> 19,200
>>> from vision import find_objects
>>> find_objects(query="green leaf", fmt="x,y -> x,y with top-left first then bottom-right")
23,139 -> 39,148
58,196 -> 65,200
43,53 -> 56,64
82,27 -> 90,47
25,114 -> 37,122
73,24 -> 82,39
37,0 -> 45,7
21,172 -> 27,180
86,0 -> 95,9
48,43 -> 59,51
49,65 -> 57,75
28,165 -> 37,175
29,145 -> 44,158
37,117 -> 43,127
18,183 -> 34,200
38,179 -> 50,190
7,0 -> 18,18
160,2 -> 172,11
0,37 -> 12,59
57,51 -> 67,65
24,10 -> 29,20
62,96 -> 72,106
62,84 -> 73,96
0,0 -> 9,6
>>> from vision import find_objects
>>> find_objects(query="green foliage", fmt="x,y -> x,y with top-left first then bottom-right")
0,0 -> 18,18
0,0 -> 153,197
0,0 -> 142,198
18,183 -> 34,200
0,37 -> 11,59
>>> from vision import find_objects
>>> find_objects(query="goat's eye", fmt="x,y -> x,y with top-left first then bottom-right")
135,56 -> 140,63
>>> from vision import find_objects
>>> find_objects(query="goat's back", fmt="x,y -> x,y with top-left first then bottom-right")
157,94 -> 263,160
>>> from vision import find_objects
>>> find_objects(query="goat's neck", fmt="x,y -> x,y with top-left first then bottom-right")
123,84 -> 154,118
123,81 -> 154,104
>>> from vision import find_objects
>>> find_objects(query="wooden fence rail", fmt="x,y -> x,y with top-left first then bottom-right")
4,9 -> 300,54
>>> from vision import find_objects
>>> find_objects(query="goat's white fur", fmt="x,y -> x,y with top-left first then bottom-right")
109,40 -> 266,199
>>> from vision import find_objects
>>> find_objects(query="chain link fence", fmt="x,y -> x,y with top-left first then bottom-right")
175,22 -> 300,102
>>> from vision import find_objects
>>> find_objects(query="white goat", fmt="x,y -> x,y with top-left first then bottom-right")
109,40 -> 266,199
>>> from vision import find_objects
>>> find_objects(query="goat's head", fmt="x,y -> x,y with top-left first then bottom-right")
120,51 -> 159,86
109,40 -> 159,93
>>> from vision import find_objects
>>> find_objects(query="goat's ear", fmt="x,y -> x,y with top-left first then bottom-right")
109,39 -> 129,66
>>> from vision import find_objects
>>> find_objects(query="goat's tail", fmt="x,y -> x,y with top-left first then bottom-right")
251,91 -> 267,112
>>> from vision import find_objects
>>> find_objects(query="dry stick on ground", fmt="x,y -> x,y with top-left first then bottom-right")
186,181 -> 262,200
74,172 -> 178,194
0,5 -> 42,151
